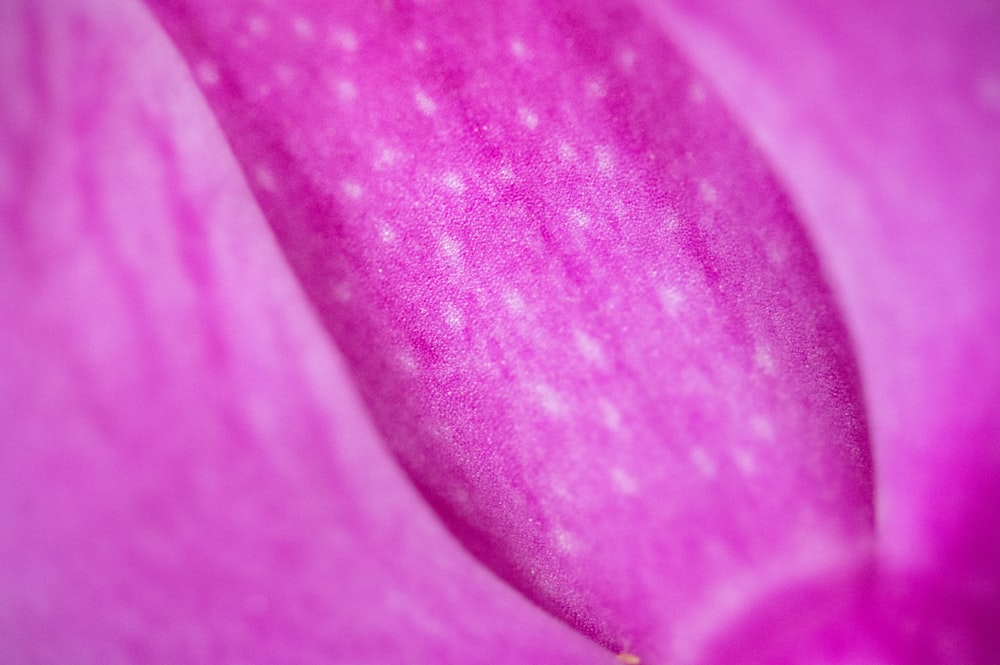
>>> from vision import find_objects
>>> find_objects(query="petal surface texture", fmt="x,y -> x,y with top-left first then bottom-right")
0,1 -> 615,663
146,0 -> 875,661
646,0 -> 1000,591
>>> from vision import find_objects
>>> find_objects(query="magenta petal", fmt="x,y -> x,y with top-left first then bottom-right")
0,2 -> 614,662
646,0 -> 1000,589
146,0 -> 875,660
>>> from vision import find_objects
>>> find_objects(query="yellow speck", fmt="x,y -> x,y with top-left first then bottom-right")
617,653 -> 641,665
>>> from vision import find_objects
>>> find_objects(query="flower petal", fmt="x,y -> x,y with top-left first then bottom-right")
646,0 -> 1000,590
146,0 -> 875,660
0,1 -> 614,662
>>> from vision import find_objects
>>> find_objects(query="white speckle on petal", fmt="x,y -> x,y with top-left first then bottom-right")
415,90 -> 437,115
442,172 -> 465,193
341,180 -> 363,199
617,47 -> 636,72
254,165 -> 277,192
753,344 -> 775,375
247,15 -> 268,36
443,303 -> 464,329
699,179 -> 718,203
330,27 -> 357,51
553,527 -> 580,554
573,329 -> 605,365
731,448 -> 757,475
749,415 -> 774,441
336,79 -> 358,101
510,38 -> 528,59
659,286 -> 684,316
331,281 -> 352,303
534,383 -> 563,416
558,141 -> 578,162
413,37 -> 427,52
690,447 -> 717,478
398,352 -> 418,373
379,223 -> 396,243
568,208 -> 591,227
375,147 -> 399,168
293,16 -> 314,40
275,64 -> 296,84
518,107 -> 539,130
503,289 -> 526,315
195,60 -> 219,86
585,78 -> 607,99
610,467 -> 638,494
439,234 -> 461,259
690,81 -> 707,104
595,146 -> 614,174
599,399 -> 622,431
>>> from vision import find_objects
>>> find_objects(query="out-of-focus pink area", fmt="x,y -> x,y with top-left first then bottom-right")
646,0 -> 1000,592
0,1 -> 614,662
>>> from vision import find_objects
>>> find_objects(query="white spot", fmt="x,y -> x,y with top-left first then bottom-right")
378,223 -> 396,243
553,527 -> 580,554
599,399 -> 623,431
442,172 -> 466,193
665,211 -> 681,232
689,81 -> 707,104
247,15 -> 268,36
558,141 -> 578,162
254,165 -> 277,192
275,64 -> 296,84
341,180 -> 363,199
749,415 -> 774,441
510,38 -> 528,59
293,16 -> 314,40
332,28 -> 358,52
331,281 -> 352,303
699,179 -> 718,203
690,447 -> 717,478
586,78 -> 608,99
413,37 -> 427,52
534,383 -> 563,416
595,146 -> 614,174
573,329 -> 605,365
375,147 -> 400,168
731,448 -> 757,475
415,90 -> 437,115
443,302 -> 464,329
610,467 -> 638,494
568,208 -> 591,227
617,47 -> 636,72
498,164 -> 515,181
753,344 -> 775,375
766,238 -> 789,266
195,60 -> 219,86
503,289 -> 526,315
398,352 -> 418,373
336,79 -> 358,101
518,107 -> 539,130
439,234 -> 462,259
659,286 -> 684,316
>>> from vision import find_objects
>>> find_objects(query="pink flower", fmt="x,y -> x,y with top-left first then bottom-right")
2,0 -> 997,663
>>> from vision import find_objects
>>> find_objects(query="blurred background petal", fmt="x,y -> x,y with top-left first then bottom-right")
0,1 -> 615,662
645,0 -> 1000,592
